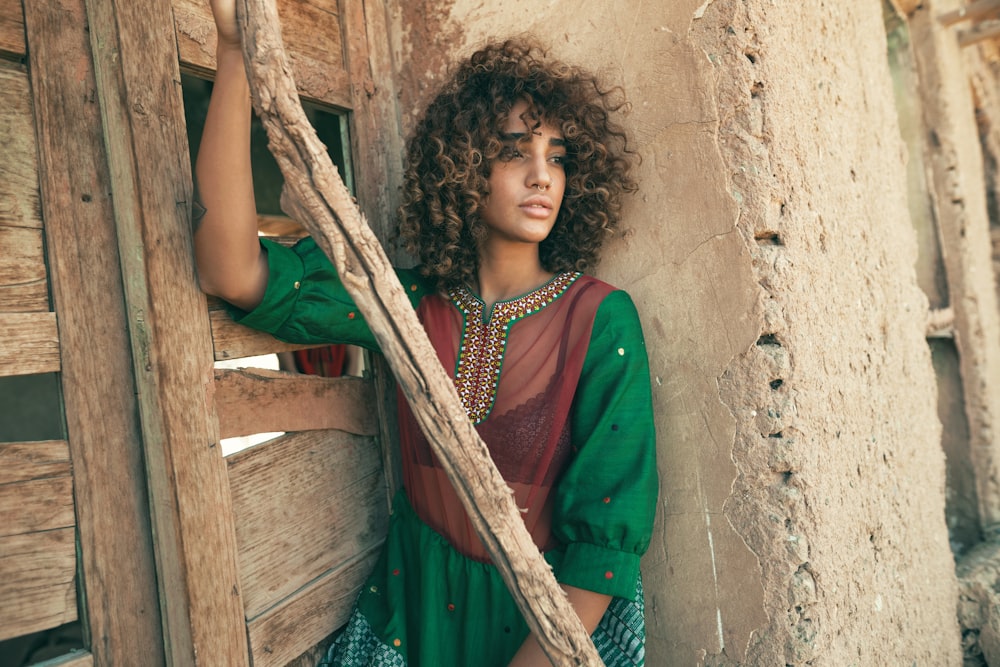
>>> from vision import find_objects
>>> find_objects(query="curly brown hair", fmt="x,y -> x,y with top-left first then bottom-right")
397,37 -> 638,290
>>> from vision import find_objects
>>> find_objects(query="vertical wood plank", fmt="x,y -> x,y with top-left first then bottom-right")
79,0 -> 248,663
22,0 -> 165,663
339,0 -> 408,508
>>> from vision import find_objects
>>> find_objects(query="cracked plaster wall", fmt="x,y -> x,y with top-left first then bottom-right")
387,0 -> 962,663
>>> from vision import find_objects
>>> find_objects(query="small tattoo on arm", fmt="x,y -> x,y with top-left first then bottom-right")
192,188 -> 207,231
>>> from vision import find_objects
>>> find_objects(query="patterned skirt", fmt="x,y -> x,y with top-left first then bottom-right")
319,494 -> 645,667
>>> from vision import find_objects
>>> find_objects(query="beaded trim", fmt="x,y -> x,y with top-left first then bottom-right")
448,272 -> 581,424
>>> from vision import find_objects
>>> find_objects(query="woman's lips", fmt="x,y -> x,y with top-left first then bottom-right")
519,195 -> 553,218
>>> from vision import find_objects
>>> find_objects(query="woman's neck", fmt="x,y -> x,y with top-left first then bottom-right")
474,246 -> 554,312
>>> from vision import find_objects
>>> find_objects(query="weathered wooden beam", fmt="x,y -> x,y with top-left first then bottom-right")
940,0 -> 1000,26
214,367 -> 378,437
80,0 -> 247,663
237,0 -> 603,663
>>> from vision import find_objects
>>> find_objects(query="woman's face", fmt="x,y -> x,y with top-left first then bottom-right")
479,99 -> 567,249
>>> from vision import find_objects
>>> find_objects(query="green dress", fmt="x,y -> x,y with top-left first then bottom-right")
234,237 -> 658,666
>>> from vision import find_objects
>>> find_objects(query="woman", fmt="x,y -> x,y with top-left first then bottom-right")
194,2 -> 658,664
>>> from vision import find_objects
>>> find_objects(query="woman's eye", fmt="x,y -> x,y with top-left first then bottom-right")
499,146 -> 523,161
550,154 -> 566,166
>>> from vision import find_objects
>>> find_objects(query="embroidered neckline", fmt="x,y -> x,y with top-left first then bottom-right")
448,272 -> 581,424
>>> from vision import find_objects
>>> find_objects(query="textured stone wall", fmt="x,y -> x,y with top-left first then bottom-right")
387,1 -> 963,663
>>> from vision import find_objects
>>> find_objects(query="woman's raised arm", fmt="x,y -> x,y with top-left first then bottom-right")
192,0 -> 269,311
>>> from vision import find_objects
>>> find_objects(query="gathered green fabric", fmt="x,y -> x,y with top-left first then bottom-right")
232,237 -> 432,349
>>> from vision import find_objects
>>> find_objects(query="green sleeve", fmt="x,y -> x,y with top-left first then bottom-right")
551,289 -> 658,599
231,236 -> 433,350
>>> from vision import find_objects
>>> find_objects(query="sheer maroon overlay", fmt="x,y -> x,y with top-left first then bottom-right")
397,275 -> 614,562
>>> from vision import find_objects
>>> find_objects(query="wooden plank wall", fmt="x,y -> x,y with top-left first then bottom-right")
0,0 -> 401,662
0,0 -> 169,662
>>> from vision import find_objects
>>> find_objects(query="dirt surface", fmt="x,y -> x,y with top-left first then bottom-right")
389,1 -> 964,663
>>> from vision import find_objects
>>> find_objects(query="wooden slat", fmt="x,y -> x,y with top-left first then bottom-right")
0,0 -> 24,58
0,225 -> 49,312
0,527 -> 77,641
25,0 -> 166,662
246,546 -> 379,667
0,476 -> 75,537
172,0 -> 351,108
0,65 -> 43,230
227,429 -> 386,620
0,312 -> 60,377
215,368 -> 378,438
209,300 -> 314,360
0,440 -> 71,485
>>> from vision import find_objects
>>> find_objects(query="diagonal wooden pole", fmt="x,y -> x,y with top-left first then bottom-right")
233,1 -> 604,664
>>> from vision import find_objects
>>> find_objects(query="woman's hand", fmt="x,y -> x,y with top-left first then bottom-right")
209,0 -> 240,51
506,585 -> 612,666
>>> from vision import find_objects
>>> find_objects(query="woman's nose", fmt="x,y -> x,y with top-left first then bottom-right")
527,155 -> 552,189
